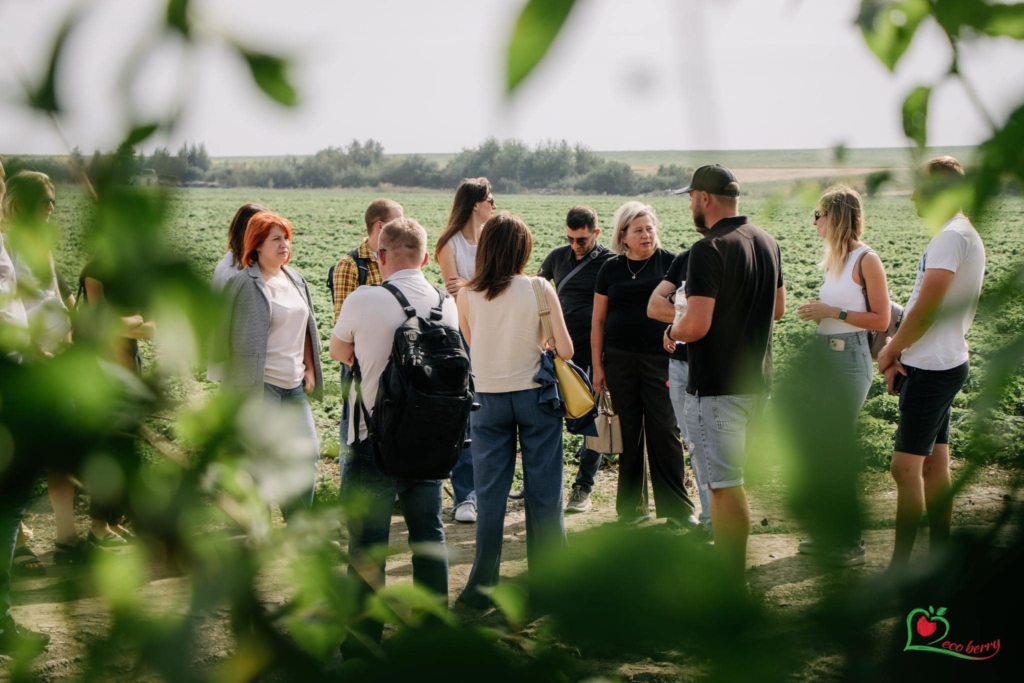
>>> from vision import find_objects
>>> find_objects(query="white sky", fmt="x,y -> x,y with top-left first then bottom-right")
2,0 -> 1023,157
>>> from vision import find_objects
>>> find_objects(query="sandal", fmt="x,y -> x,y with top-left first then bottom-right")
53,538 -> 93,565
12,546 -> 46,577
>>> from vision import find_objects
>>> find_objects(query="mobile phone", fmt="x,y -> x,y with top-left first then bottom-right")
892,372 -> 907,394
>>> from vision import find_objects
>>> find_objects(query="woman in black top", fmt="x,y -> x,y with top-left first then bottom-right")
592,202 -> 696,527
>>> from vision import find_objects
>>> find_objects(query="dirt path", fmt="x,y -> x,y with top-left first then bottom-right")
3,459 -> 1016,681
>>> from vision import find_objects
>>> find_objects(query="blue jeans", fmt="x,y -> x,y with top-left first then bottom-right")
343,439 -> 448,643
669,359 -> 710,529
462,388 -> 567,603
572,358 -> 602,492
452,337 -> 475,505
0,483 -> 32,620
262,382 -> 319,519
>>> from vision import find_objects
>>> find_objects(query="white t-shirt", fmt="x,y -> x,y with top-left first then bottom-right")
0,234 -> 30,346
333,268 -> 458,444
212,252 -> 241,291
263,271 -> 310,389
901,215 -> 986,371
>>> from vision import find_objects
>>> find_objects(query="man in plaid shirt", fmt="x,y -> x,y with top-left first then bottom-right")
330,198 -> 403,324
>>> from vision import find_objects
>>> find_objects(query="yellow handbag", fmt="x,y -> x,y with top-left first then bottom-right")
531,278 -> 596,419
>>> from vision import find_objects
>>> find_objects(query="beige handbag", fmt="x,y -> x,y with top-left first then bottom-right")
586,390 -> 623,455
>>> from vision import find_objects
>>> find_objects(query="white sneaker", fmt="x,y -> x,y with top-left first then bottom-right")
454,500 -> 477,523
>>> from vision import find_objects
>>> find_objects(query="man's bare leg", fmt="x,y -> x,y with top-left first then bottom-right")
922,444 -> 952,553
710,485 -> 750,587
889,451 -> 925,568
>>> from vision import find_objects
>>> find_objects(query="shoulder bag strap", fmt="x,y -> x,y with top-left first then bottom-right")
349,247 -> 369,286
855,248 -> 875,312
531,277 -> 558,356
556,248 -> 599,290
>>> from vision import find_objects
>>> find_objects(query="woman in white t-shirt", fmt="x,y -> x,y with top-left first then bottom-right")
222,211 -> 324,519
455,212 -> 573,609
434,177 -> 495,523
795,185 -> 891,565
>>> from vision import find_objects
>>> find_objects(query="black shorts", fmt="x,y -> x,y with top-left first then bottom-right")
894,362 -> 969,456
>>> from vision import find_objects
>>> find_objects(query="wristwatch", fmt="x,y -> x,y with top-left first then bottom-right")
838,309 -> 848,321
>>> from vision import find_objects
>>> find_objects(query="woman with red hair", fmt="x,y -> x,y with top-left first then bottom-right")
221,211 -> 324,518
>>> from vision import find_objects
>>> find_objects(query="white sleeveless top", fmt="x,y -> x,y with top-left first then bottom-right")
466,276 -> 545,393
450,230 -> 477,280
817,245 -> 871,335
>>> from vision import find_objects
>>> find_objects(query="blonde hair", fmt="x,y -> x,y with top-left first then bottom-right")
1,171 -> 54,222
817,185 -> 864,277
379,217 -> 427,265
611,201 -> 660,255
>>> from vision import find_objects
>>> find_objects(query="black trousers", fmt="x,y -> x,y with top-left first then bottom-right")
603,347 -> 694,520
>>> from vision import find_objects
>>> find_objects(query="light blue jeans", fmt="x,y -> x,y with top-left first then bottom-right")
263,382 -> 319,519
669,359 -> 710,529
461,388 -> 567,606
817,331 -> 873,421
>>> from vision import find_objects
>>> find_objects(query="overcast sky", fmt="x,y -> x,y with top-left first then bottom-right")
2,0 -> 1023,157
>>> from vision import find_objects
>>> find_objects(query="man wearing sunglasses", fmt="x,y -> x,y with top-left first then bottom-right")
537,206 -> 614,513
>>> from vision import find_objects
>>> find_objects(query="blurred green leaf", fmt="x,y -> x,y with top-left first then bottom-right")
487,583 -> 527,627
27,11 -> 81,112
933,0 -> 1024,39
902,85 -> 931,148
971,101 -> 1024,216
122,123 -> 160,148
865,170 -> 893,196
506,0 -> 580,93
240,50 -> 297,106
856,0 -> 931,71
166,0 -> 191,38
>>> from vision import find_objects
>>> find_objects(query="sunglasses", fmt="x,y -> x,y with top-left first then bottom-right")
486,196 -> 495,207
814,210 -> 828,220
565,236 -> 591,246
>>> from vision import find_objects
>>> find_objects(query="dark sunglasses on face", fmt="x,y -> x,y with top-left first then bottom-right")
814,210 -> 828,220
565,236 -> 591,246
486,196 -> 495,207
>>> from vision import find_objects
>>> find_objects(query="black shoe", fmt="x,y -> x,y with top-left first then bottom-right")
0,617 -> 50,657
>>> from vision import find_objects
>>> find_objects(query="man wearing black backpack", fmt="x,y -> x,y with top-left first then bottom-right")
330,217 -> 463,643
328,199 -> 402,466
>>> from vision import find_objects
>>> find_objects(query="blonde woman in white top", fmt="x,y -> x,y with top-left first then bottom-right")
795,185 -> 891,566
435,177 -> 495,522
455,212 -> 573,610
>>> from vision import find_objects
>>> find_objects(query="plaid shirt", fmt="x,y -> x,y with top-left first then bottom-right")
332,237 -> 382,324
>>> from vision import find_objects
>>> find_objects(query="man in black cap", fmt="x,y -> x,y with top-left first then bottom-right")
669,164 -> 785,586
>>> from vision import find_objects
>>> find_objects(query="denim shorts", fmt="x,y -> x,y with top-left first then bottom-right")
683,393 -> 759,490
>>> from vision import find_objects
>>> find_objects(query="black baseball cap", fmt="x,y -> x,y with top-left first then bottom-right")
673,164 -> 740,197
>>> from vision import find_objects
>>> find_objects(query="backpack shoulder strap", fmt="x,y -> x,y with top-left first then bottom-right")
429,286 -> 446,321
381,281 -> 416,318
349,247 -> 369,286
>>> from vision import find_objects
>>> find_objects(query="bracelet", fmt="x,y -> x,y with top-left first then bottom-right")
665,324 -> 676,342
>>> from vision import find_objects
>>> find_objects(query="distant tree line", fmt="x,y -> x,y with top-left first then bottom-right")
1,138 -> 692,195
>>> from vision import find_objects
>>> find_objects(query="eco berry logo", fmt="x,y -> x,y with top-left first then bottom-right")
904,606 -> 1000,661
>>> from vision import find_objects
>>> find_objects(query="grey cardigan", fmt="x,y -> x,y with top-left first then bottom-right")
220,263 -> 324,400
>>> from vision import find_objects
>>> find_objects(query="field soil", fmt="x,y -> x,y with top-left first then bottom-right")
4,456 -> 1017,682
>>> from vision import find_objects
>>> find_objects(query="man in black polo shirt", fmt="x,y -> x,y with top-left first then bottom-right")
670,165 -> 786,585
538,206 -> 614,513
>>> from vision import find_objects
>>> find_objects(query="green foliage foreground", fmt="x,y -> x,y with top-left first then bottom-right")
3,0 -> 1024,681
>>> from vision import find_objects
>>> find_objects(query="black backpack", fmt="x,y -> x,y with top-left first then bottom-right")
327,247 -> 369,306
353,282 -> 475,479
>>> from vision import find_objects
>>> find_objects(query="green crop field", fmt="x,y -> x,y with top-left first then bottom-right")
48,186 -> 1024,466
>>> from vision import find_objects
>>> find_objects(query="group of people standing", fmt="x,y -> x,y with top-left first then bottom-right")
0,153 -> 986,657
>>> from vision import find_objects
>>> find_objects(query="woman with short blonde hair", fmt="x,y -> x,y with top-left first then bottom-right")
592,202 -> 695,528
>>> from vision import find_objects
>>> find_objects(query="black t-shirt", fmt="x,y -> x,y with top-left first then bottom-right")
595,248 -> 676,356
538,244 -> 614,349
663,249 -> 690,362
685,216 -> 782,396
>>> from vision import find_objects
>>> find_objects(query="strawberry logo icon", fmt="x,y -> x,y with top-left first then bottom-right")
905,606 -> 949,650
916,614 -> 937,638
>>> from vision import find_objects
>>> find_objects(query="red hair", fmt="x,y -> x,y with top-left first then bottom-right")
242,212 -> 293,267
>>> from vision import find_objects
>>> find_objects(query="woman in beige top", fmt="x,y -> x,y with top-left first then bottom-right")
454,212 -> 573,610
